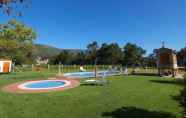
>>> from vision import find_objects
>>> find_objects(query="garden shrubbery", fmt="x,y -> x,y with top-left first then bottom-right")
181,75 -> 186,118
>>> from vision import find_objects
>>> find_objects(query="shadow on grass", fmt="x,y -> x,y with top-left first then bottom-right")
132,73 -> 158,77
172,94 -> 186,118
181,88 -> 186,118
150,79 -> 184,85
102,107 -> 176,118
172,85 -> 186,118
80,83 -> 99,86
80,83 -> 109,86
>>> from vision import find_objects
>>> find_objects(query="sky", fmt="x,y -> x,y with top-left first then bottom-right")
1,0 -> 186,54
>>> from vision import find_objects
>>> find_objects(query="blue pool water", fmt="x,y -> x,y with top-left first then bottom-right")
25,81 -> 66,89
64,70 -> 120,78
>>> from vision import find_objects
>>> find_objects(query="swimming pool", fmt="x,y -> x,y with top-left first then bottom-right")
18,80 -> 71,90
3,77 -> 80,93
63,70 -> 120,78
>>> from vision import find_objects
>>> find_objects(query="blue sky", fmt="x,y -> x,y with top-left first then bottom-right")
1,0 -> 186,54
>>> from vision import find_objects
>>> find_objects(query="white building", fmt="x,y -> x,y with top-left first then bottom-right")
36,57 -> 49,65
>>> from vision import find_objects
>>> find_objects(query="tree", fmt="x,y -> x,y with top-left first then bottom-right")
86,41 -> 99,64
143,53 -> 157,67
72,51 -> 86,65
0,19 -> 36,64
97,43 -> 123,65
52,50 -> 74,65
177,47 -> 186,66
123,43 -> 146,66
0,0 -> 28,16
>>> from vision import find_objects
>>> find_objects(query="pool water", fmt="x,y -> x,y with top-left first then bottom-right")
18,80 -> 70,90
64,70 -> 120,78
26,81 -> 65,88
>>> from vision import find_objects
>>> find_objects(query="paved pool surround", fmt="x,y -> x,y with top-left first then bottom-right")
2,77 -> 80,93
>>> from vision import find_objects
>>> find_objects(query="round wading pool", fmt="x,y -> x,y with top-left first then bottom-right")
18,80 -> 71,90
2,78 -> 80,93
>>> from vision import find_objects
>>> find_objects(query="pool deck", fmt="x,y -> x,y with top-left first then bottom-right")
2,76 -> 80,94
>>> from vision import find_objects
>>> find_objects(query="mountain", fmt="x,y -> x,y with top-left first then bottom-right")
34,44 -> 62,57
34,44 -> 85,58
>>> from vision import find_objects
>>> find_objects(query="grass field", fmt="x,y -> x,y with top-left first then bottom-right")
0,72 -> 184,118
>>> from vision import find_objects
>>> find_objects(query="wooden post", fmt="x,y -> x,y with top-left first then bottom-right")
75,65 -> 76,72
48,64 -> 50,70
58,63 -> 61,75
145,66 -> 147,72
158,68 -> 161,76
95,65 -> 97,78
32,64 -> 34,71
172,68 -> 175,77
67,65 -> 68,73
12,62 -> 15,73
66,65 -> 67,73
94,59 -> 98,78
61,64 -> 63,74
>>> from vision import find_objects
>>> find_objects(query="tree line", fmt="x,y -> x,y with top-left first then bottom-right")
50,42 -> 186,67
50,41 -> 148,66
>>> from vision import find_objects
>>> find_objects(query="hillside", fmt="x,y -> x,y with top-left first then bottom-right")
34,44 -> 62,57
34,44 -> 85,58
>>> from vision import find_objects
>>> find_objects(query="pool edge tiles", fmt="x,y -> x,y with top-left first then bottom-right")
2,77 -> 80,93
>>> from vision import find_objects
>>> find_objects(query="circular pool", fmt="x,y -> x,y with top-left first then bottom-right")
3,78 -> 80,93
18,80 -> 71,90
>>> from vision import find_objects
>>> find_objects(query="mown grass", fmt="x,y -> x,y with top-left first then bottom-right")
0,72 -> 183,118
180,76 -> 186,118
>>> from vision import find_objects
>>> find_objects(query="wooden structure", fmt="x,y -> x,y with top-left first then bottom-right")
155,46 -> 178,77
0,59 -> 12,73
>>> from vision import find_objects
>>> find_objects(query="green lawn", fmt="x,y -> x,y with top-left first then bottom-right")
0,72 -> 183,118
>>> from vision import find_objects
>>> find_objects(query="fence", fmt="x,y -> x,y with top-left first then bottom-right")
13,64 -> 163,75
14,64 -> 122,73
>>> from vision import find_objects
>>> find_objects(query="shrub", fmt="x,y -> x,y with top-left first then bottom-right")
181,75 -> 186,118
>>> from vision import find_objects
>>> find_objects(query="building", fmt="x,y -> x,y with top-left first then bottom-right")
36,57 -> 49,65
0,59 -> 12,73
155,46 -> 178,77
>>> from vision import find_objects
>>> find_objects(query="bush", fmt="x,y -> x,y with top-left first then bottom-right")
181,75 -> 186,118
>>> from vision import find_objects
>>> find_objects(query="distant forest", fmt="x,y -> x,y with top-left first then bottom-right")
40,41 -> 186,67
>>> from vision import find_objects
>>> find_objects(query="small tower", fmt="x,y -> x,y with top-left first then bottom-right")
155,42 -> 178,77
